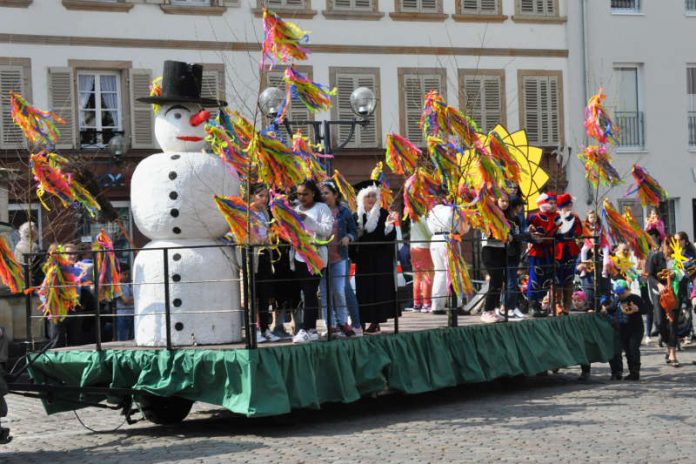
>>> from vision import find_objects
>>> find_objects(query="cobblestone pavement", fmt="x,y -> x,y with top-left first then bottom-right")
2,342 -> 696,463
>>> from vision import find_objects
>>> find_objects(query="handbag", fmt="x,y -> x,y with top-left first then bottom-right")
659,273 -> 678,317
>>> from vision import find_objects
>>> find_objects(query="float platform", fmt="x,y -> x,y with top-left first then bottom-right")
26,313 -> 615,418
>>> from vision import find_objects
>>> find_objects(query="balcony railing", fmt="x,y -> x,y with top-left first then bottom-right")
611,0 -> 641,12
615,111 -> 644,148
688,112 -> 696,147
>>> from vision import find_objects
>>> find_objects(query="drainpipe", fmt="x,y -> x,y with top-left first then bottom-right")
581,0 -> 592,206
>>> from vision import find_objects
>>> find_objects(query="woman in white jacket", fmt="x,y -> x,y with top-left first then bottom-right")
292,180 -> 334,344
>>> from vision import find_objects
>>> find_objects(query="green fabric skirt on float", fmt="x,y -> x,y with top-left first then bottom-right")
28,314 -> 616,417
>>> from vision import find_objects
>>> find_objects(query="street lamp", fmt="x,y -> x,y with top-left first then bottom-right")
107,133 -> 128,164
259,86 -> 377,168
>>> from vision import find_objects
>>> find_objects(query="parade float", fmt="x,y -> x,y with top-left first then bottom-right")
0,9 -> 625,431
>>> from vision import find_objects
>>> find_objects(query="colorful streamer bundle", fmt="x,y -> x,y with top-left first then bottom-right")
249,131 -> 305,191
623,207 -> 654,261
427,136 -> 460,194
584,89 -> 618,145
292,131 -> 328,182
277,67 -> 336,123
447,235 -> 474,298
370,162 -> 393,210
269,194 -> 323,274
402,168 -> 440,221
578,145 -> 622,187
473,141 -> 505,196
149,76 -> 163,114
93,229 -> 121,302
261,8 -> 310,69
447,106 -> 481,146
34,246 -> 82,323
600,199 -> 636,248
385,132 -> 420,176
0,236 -> 24,294
30,151 -> 101,217
627,164 -> 667,208
9,91 -> 64,146
205,111 -> 250,178
419,90 -> 448,139
488,132 -> 522,186
331,169 -> 357,212
476,191 -> 510,242
214,195 -> 265,244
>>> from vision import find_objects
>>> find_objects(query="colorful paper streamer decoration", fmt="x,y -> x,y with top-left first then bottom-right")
403,168 -> 441,221
34,245 -> 83,323
277,67 -> 336,123
293,130 -> 329,182
370,162 -> 393,210
261,8 -> 310,69
623,207 -> 654,261
331,169 -> 357,212
447,235 -> 474,298
385,132 -> 421,176
269,194 -> 323,274
10,91 -> 64,147
626,164 -> 667,208
0,236 -> 24,294
214,195 -> 265,244
93,229 -> 121,302
249,131 -> 305,191
584,88 -> 618,145
578,145 -> 622,187
205,110 -> 251,178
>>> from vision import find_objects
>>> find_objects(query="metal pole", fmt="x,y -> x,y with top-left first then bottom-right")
448,237 -> 459,327
92,250 -> 102,351
393,240 -> 400,334
325,257 -> 333,341
550,238 -> 557,316
240,246 -> 252,350
22,257 -> 32,342
592,237 -> 601,312
162,248 -> 172,351
249,245 -> 258,349
323,120 -> 332,173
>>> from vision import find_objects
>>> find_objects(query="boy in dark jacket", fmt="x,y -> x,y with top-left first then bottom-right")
602,279 -> 646,381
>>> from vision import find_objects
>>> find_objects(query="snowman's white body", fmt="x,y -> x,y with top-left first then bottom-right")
131,103 -> 242,346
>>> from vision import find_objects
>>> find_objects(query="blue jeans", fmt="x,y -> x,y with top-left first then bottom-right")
116,310 -> 134,341
345,260 -> 360,329
504,260 -> 520,310
320,259 -> 349,327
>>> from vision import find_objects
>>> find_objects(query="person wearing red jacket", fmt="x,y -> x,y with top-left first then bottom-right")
526,193 -> 560,317
555,193 -> 583,315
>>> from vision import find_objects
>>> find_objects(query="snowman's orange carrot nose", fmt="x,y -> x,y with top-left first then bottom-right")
190,109 -> 211,127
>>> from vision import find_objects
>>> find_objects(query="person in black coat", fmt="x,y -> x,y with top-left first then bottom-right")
602,279 -> 646,380
353,182 -> 398,334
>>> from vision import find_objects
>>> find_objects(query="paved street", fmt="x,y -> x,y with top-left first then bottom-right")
2,342 -> 696,463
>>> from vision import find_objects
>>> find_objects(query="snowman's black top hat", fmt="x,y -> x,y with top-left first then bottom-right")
137,60 -> 227,107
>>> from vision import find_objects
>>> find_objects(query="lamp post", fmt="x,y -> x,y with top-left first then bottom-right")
258,86 -> 377,170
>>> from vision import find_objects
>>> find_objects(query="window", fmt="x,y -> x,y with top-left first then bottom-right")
7,203 -> 43,252
658,199 -> 677,236
171,0 -> 212,5
78,71 -> 122,147
459,0 -> 500,14
613,66 -> 644,149
519,71 -> 562,146
618,198 -> 644,228
688,67 -> 696,147
399,0 -> 439,12
688,0 -> 696,13
611,0 -> 641,12
267,0 -> 308,8
517,0 -> 556,16
398,68 -> 446,145
0,63 -> 28,149
459,70 -> 505,133
330,68 -> 381,148
266,67 -> 313,144
332,0 -> 374,9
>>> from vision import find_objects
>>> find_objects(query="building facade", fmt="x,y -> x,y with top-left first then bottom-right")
0,0 -> 571,249
567,0 -> 696,238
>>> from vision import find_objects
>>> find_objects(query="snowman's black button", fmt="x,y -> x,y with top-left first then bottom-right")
169,191 -> 178,200
168,171 -> 177,180
173,298 -> 182,307
174,322 -> 184,331
172,274 -> 181,282
173,227 -> 181,234
171,154 -> 181,160
170,208 -> 179,217
173,253 -> 181,261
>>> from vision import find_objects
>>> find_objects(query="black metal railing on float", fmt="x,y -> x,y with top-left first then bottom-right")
17,235 -> 602,352
615,111 -> 645,148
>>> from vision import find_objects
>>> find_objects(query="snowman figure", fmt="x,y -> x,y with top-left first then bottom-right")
132,60 -> 241,346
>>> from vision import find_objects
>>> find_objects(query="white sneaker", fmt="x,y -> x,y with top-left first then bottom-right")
495,307 -> 507,318
306,329 -> 320,342
293,329 -> 311,344
256,330 -> 268,344
481,311 -> 502,324
263,329 -> 281,342
353,327 -> 363,337
512,308 -> 527,319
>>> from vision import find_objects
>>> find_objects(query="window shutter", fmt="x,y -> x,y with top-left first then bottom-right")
354,0 -> 372,8
129,68 -> 154,149
201,69 -> 224,102
48,67 -> 76,149
520,0 -> 534,13
523,76 -> 540,144
463,0 -> 497,13
0,66 -> 25,148
334,73 -> 378,148
401,0 -> 419,11
421,0 -> 438,11
482,75 -> 502,132
523,75 -> 560,146
463,76 -> 483,130
268,0 -> 305,7
403,73 -> 442,145
334,0 -> 352,7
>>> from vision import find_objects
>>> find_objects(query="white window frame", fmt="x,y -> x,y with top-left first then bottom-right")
613,64 -> 644,151
77,70 -> 123,147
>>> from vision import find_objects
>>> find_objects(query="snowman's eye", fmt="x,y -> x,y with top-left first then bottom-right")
174,112 -> 182,120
